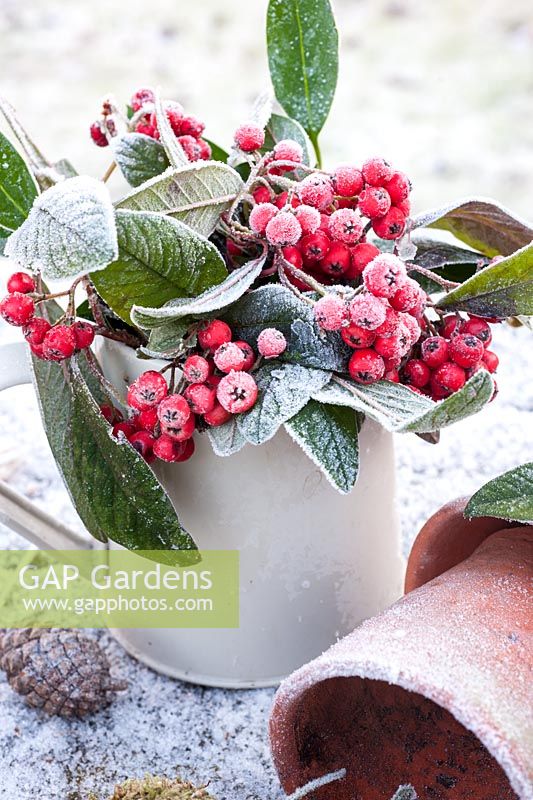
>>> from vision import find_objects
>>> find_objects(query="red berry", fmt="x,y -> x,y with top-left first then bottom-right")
157,393 -> 191,428
448,333 -> 484,368
130,88 -> 155,112
257,328 -> 287,358
135,407 -> 159,433
135,120 -> 158,138
421,336 -> 449,368
341,323 -> 376,349
71,320 -> 95,350
153,435 -> 188,463
234,341 -> 255,371
395,198 -> 411,217
461,317 -> 492,347
281,245 -> 304,270
162,412 -> 196,442
214,341 -> 246,372
183,355 -> 211,384
385,368 -> 400,383
348,348 -> 385,384
358,187 -> 391,219
332,165 -> 364,197
198,319 -> 232,351
328,208 -> 364,245
178,135 -> 203,162
401,313 -> 422,346
89,122 -> 108,147
41,325 -> 76,361
431,362 -> 466,397
294,205 -> 321,235
362,157 -> 394,187
184,383 -> 217,415
374,306 -> 400,338
7,272 -> 35,294
372,207 -> 407,240
441,315 -> 462,339
253,186 -> 272,204
234,123 -> 265,152
389,278 -> 422,313
127,370 -> 168,410
0,293 -> 35,326
249,202 -> 279,234
204,402 -> 233,427
273,139 -> 303,166
314,294 -> 349,331
217,371 -> 258,413
128,430 -> 156,462
383,171 -> 411,204
349,294 -> 387,330
300,231 -> 331,265
363,254 -> 407,298
403,359 -> 431,388
23,317 -> 51,346
482,350 -> 499,373
265,211 -> 302,246
298,174 -> 334,210
348,243 -> 381,276
100,404 -> 122,424
112,421 -> 138,440
177,115 -> 205,138
319,241 -> 352,277
373,334 -> 404,360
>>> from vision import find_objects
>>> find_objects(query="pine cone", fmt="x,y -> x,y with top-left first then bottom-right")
103,775 -> 215,799
0,628 -> 127,717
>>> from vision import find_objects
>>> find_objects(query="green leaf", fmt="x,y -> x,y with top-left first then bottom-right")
207,417 -> 247,457
285,400 -> 359,494
0,131 -> 38,252
131,249 -> 267,329
263,113 -> 312,165
266,0 -> 338,139
140,321 -> 190,358
438,240 -> 533,317
5,176 -> 118,279
116,161 -> 244,238
204,139 -> 229,163
411,198 -> 533,257
91,210 -> 227,325
29,335 -> 195,554
313,370 -> 494,434
409,237 -> 489,291
465,463 -> 533,524
224,285 -> 350,371
113,133 -> 170,187
237,362 -> 330,445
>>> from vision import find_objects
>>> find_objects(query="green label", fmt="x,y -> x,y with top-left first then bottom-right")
0,550 -> 239,629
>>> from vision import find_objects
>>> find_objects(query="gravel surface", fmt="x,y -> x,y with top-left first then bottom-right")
0,0 -> 532,796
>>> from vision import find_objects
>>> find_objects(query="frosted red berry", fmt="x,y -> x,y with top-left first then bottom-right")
349,294 -> 387,330
41,325 -> 77,361
372,207 -> 407,240
214,341 -> 247,372
383,171 -> 411,204
157,393 -> 191,428
403,359 -> 431,388
90,122 -> 108,147
0,293 -> 35,326
441,315 -> 461,339
282,246 -> 304,270
153,434 -> 185,463
249,202 -> 278,235
197,139 -> 212,160
358,187 -> 391,219
184,382 -> 217,415
71,320 -> 95,350
198,319 -> 232,351
177,115 -> 205,138
332,165 -> 364,197
314,295 -> 348,331
389,278 -> 422,313
253,185 -> 272,204
431,362 -> 466,397
300,231 -> 331,264
217,371 -> 258,413
257,328 -> 287,358
448,333 -> 484,368
461,317 -> 492,347
482,350 -> 499,373
341,323 -> 376,349
401,312 -> 422,346
349,243 -> 381,276
320,242 -> 351,277
113,420 -> 138,440
135,407 -> 159,433
234,341 -> 255,371
178,135 -> 203,161
183,355 -> 211,384
128,430 -> 156,462
328,208 -> 364,244
7,272 -> 35,294
373,306 -> 400,338
421,336 -> 449,368
127,371 -> 168,411
100,404 -> 122,425
23,317 -> 51,346
265,211 -> 302,246
361,157 -> 394,187
273,139 -> 303,166
298,174 -> 334,210
363,254 -> 407,298
162,411 -> 196,441
130,88 -> 155,112
204,402 -> 233,427
348,348 -> 385,384
294,205 -> 321,235
234,122 -> 265,152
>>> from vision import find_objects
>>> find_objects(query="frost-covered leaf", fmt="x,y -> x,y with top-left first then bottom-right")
154,89 -> 189,168
249,90 -> 274,129
263,113 -> 312,165
409,237 -> 490,291
131,249 -> 267,329
285,400 -> 359,493
116,161 -> 244,238
207,417 -> 247,457
237,362 -> 330,445
224,285 -> 349,370
313,371 -> 494,433
91,210 -> 227,324
113,133 -> 170,187
267,0 -> 339,139
411,197 -> 533,257
390,787 -> 418,800
5,176 -> 118,279
140,321 -> 190,358
0,131 -> 38,253
465,462 -> 533,524
438,240 -> 533,317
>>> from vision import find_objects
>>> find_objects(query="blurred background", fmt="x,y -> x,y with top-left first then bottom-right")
0,2 -> 532,798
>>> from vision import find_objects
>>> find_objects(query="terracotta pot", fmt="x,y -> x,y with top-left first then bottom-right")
269,504 -> 532,800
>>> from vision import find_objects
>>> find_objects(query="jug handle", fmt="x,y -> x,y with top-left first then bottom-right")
0,341 -> 89,550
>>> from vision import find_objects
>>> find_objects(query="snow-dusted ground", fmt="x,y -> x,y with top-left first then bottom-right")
0,0 -> 532,796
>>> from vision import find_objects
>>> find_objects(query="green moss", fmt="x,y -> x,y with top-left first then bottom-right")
90,775 -> 216,800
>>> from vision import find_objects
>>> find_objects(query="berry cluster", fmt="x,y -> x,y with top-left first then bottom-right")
90,88 -> 211,162
314,254 -> 425,384
0,272 -> 95,360
107,320 -> 287,464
